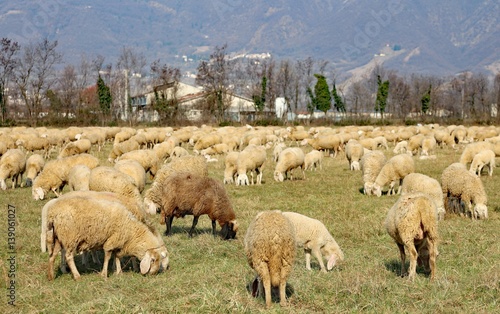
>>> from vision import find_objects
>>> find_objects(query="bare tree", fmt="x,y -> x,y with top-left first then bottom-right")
196,44 -> 233,123
0,38 -> 20,123
56,65 -> 78,120
13,38 -> 62,126
150,60 -> 181,123
276,59 -> 296,120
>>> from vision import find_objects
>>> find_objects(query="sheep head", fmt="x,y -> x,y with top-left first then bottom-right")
220,220 -> 238,240
32,186 -> 45,200
140,246 -> 169,275
473,204 -> 488,219
236,174 -> 249,186
274,171 -> 284,182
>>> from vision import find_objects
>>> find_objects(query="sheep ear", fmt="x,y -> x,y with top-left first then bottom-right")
140,251 -> 152,274
327,254 -> 336,271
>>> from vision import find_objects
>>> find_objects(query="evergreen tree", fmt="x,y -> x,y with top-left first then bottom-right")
97,74 -> 112,118
253,76 -> 267,112
331,83 -> 345,113
421,85 -> 431,114
313,74 -> 331,114
375,75 -> 389,118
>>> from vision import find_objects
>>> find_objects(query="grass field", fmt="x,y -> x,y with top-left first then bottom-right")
1,133 -> 499,313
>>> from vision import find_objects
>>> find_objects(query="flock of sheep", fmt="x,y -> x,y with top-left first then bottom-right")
0,122 -> 498,309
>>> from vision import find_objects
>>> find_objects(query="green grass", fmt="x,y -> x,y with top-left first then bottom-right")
1,133 -> 499,313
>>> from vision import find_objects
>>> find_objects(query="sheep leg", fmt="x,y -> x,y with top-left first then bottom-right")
211,220 -> 217,237
427,240 -> 437,280
311,247 -> 327,273
258,264 -> 272,309
65,249 -> 81,280
304,249 -> 312,270
114,255 -> 122,275
48,239 -> 62,281
188,216 -> 200,238
406,242 -> 418,281
397,243 -> 407,277
165,216 -> 174,236
101,249 -> 112,279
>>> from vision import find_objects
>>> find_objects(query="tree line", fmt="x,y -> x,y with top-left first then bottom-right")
1,38 -> 499,127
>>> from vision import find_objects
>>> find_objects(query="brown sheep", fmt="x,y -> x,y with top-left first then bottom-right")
157,172 -> 238,240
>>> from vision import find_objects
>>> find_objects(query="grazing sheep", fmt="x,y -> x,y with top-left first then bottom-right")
407,134 -> 425,156
345,139 -> 364,171
45,194 -> 169,280
200,143 -> 230,156
114,159 -> 147,192
401,173 -> 445,221
274,147 -> 305,182
384,192 -> 439,280
58,139 -> 92,158
32,153 -> 99,200
441,163 -> 488,219
25,153 -> 45,187
89,166 -> 143,206
108,139 -> 140,162
282,211 -> 344,272
373,136 -> 389,150
170,146 -> 190,159
144,155 -> 208,214
360,150 -> 387,195
469,149 -> 495,177
373,154 -> 415,197
118,149 -> 160,180
67,165 -> 91,191
15,136 -> 51,158
245,210 -> 296,308
459,141 -> 495,166
273,143 -> 287,162
223,151 -> 240,184
304,149 -> 323,171
302,134 -> 343,157
157,172 -> 238,239
420,136 -> 437,156
393,141 -> 408,154
153,139 -> 176,161
193,133 -> 222,153
236,145 -> 267,186
0,148 -> 26,190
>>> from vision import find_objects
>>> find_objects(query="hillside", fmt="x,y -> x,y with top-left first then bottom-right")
0,0 -> 498,76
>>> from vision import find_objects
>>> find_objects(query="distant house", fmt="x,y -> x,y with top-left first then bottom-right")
130,81 -> 264,122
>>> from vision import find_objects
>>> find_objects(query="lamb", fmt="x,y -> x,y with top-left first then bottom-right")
304,149 -> 323,171
393,141 -> 408,154
0,148 -> 26,190
223,151 -> 240,184
58,139 -> 92,158
360,150 -> 387,195
118,149 -> 160,180
459,141 -> 495,166
244,210 -> 296,308
45,194 -> 169,280
114,159 -> 147,192
384,192 -> 439,280
32,153 -> 99,200
274,147 -> 305,182
156,172 -> 238,239
401,173 -> 445,221
67,165 -> 91,191
345,139 -> 364,171
373,154 -> 415,197
236,145 -> 267,186
282,211 -> 344,273
144,155 -> 208,214
24,153 -> 44,187
469,149 -> 495,177
441,162 -> 488,219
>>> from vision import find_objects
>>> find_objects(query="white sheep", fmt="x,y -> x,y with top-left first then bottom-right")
302,134 -> 343,158
345,139 -> 364,171
32,153 -> 100,200
0,148 -> 26,190
360,150 -> 387,195
108,139 -> 140,162
274,147 -> 305,182
304,149 -> 323,171
236,145 -> 267,186
273,142 -> 287,162
469,149 -> 495,177
68,165 -> 91,191
401,173 -> 445,221
459,141 -> 495,166
58,139 -> 92,158
223,151 -> 240,184
420,136 -> 437,156
170,146 -> 190,159
88,166 -> 143,207
114,159 -> 147,192
24,153 -> 44,187
244,210 -> 296,309
384,192 -> 439,281
45,194 -> 169,280
441,162 -> 488,219
282,211 -> 344,272
373,154 -> 415,197
393,140 -> 408,154
118,149 -> 160,180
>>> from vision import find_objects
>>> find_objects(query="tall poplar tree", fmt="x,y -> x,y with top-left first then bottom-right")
375,75 -> 389,119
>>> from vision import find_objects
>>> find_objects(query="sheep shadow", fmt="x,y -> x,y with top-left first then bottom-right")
245,278 -> 295,304
163,224 -> 216,238
357,187 -> 391,196
384,259 -> 431,278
